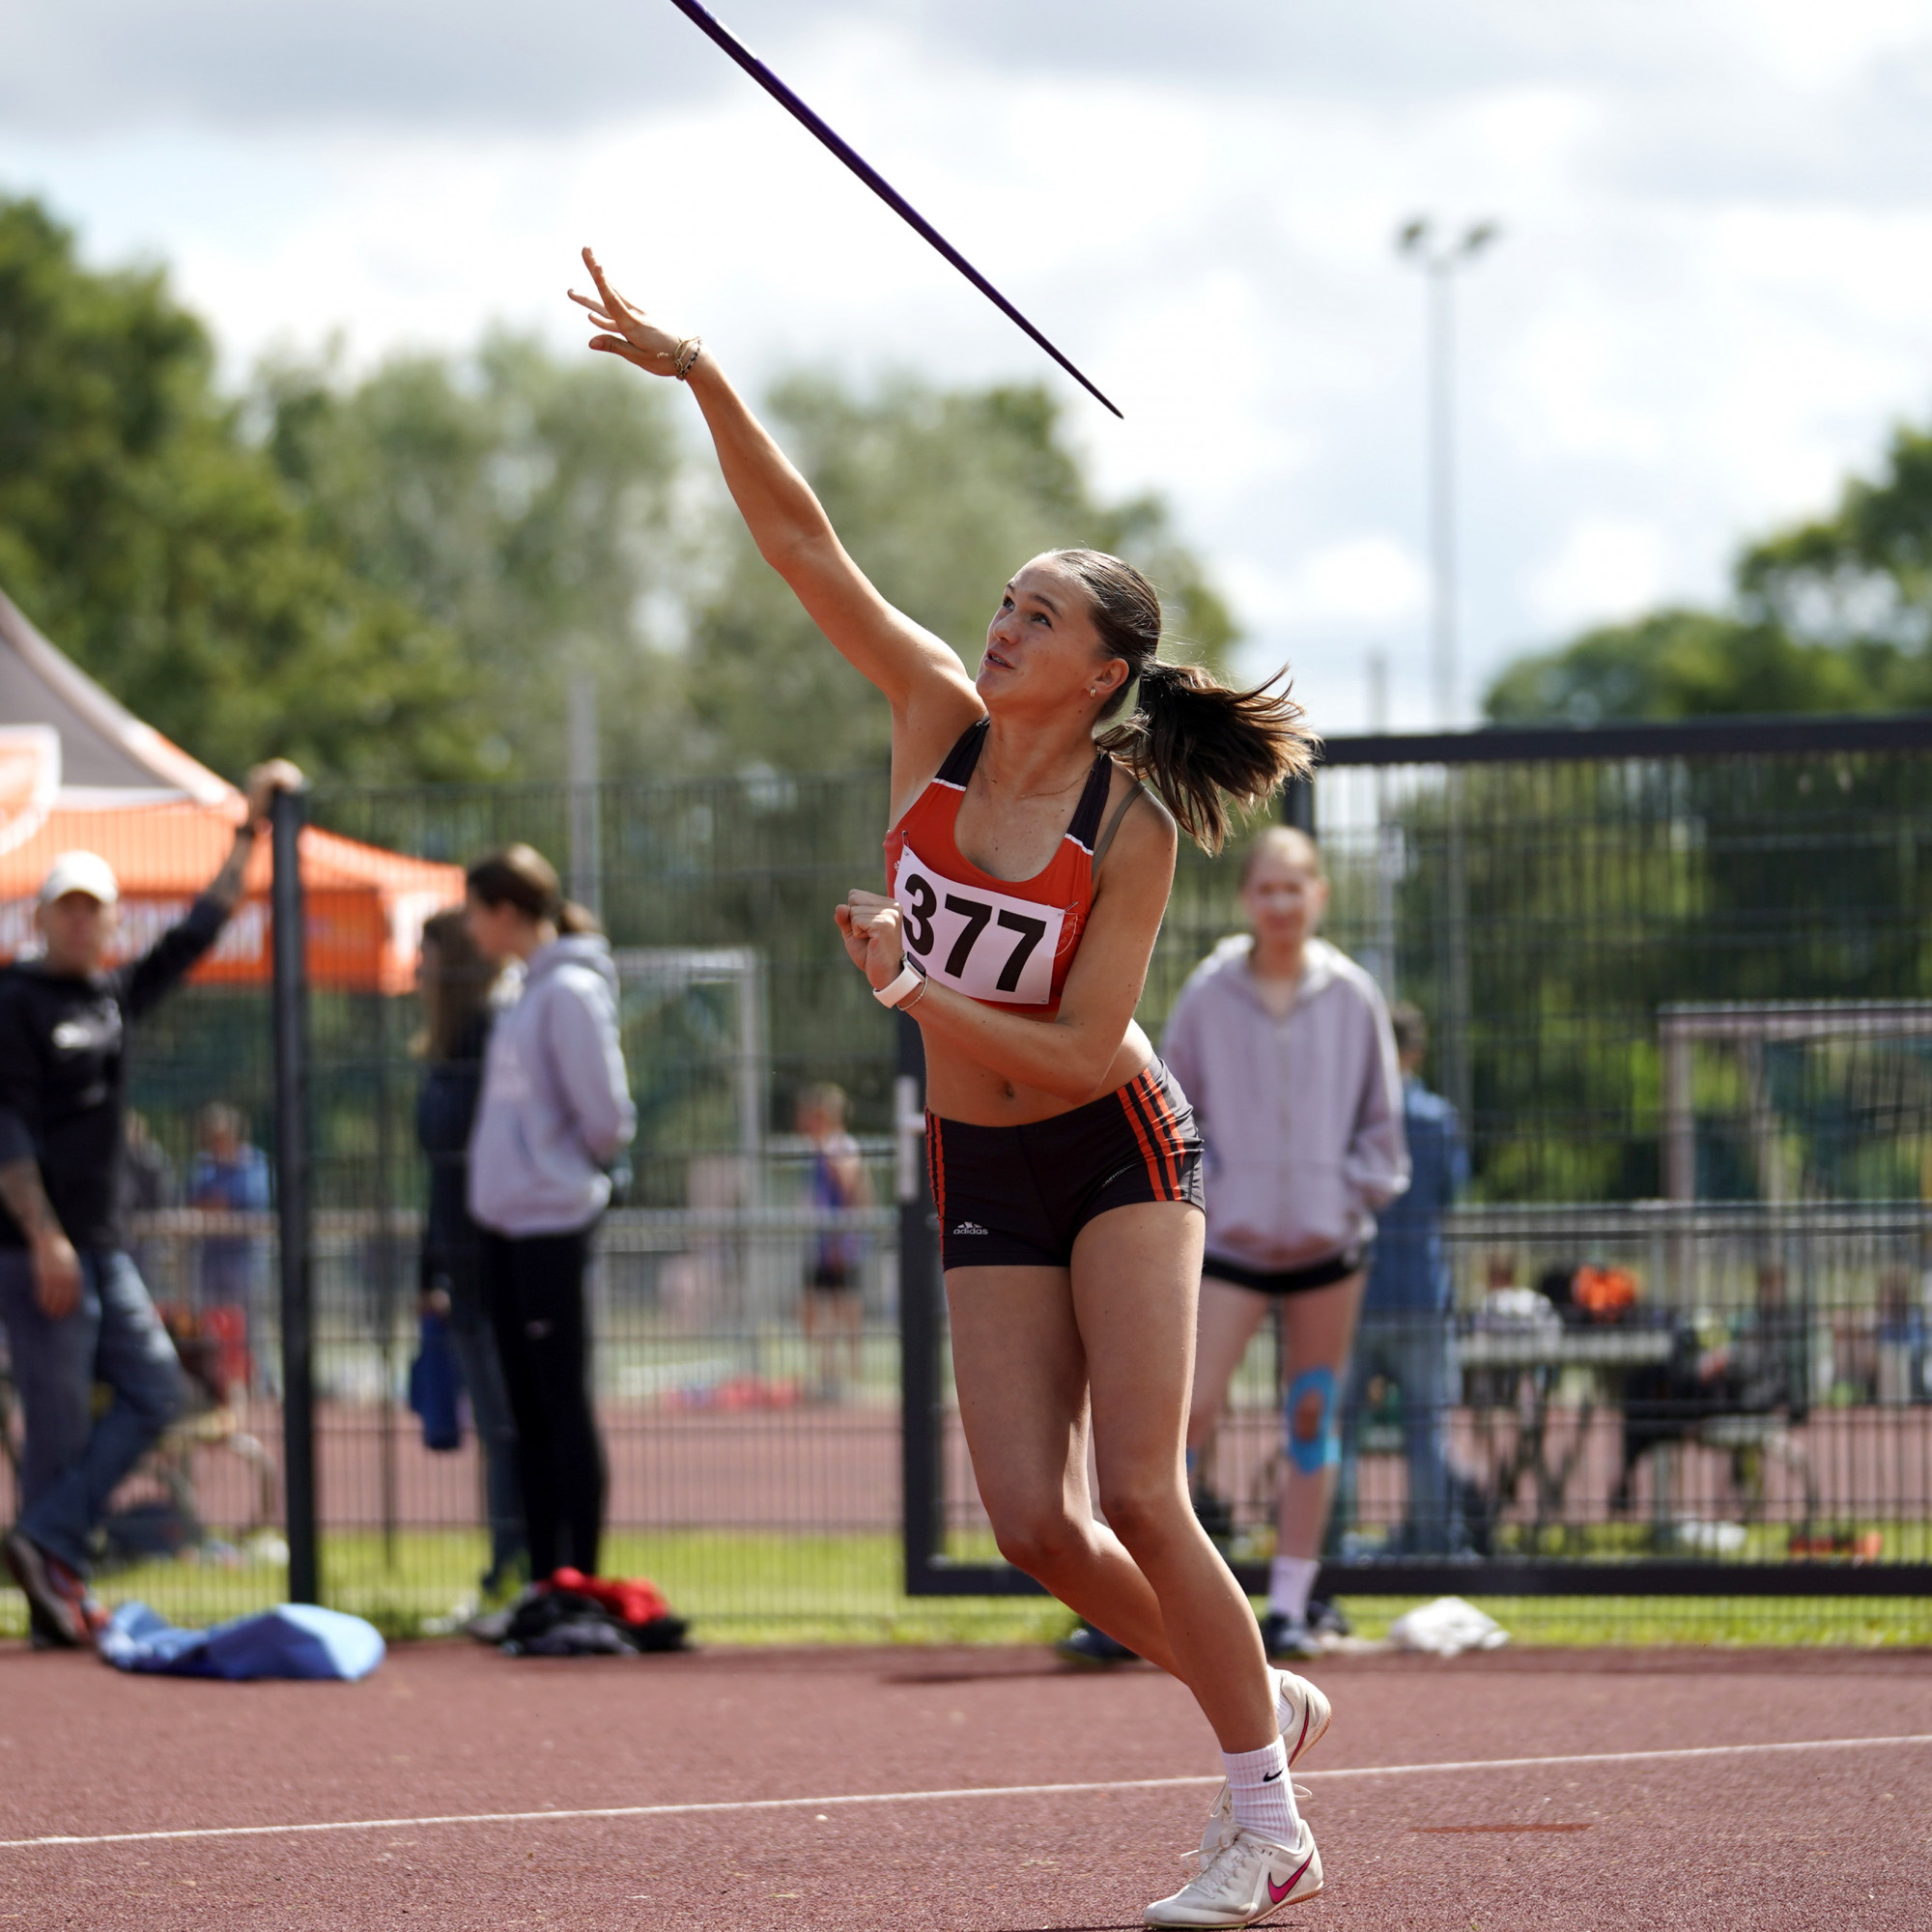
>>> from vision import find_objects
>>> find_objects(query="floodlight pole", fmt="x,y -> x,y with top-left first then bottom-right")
1397,217 -> 1499,728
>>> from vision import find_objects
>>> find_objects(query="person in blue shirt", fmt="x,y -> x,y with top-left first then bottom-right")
188,1104 -> 271,1389
1342,1003 -> 1470,1556
797,1084 -> 872,1404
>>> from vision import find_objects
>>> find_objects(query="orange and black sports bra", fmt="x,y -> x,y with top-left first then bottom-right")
883,718 -> 1142,1014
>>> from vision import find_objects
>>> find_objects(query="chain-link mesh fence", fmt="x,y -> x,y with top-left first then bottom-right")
3,725 -> 1930,1642
1035,735 -> 1931,1612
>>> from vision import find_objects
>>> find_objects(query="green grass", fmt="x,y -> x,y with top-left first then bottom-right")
5,1528 -> 1927,1648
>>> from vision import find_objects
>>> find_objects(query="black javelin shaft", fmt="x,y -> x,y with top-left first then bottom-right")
665,0 -> 1123,418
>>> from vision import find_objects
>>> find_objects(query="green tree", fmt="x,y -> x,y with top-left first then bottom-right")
0,194 -> 486,782
258,333 -> 687,780
256,358 -> 1236,781
1737,420 -> 1932,669
1487,416 -> 1932,723
1484,608 -> 1891,724
683,373 -> 1238,774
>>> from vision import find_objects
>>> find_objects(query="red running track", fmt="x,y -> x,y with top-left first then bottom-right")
2,1640 -> 1929,1929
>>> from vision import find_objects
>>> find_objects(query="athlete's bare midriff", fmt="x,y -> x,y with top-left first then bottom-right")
922,1021 -> 1155,1127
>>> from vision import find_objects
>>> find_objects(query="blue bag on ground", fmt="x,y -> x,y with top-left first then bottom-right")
408,1310 -> 464,1451
99,1602 -> 385,1681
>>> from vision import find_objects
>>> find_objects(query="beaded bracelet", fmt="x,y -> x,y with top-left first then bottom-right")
672,336 -> 704,380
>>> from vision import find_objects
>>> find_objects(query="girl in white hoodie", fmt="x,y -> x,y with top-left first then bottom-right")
1163,827 -> 1407,1660
465,844 -> 636,1584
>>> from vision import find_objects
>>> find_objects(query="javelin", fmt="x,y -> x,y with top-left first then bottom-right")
665,0 -> 1124,418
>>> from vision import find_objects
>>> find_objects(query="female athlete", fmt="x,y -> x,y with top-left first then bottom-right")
574,246 -> 1325,1926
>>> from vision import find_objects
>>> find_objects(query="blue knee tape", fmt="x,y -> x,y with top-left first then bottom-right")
1285,1366 -> 1340,1475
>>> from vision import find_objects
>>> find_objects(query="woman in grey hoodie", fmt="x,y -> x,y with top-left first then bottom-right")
465,844 -> 635,1582
1164,827 -> 1406,1659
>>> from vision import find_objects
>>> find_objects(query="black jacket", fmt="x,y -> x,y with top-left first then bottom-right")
416,1010 -> 490,1295
0,895 -> 228,1251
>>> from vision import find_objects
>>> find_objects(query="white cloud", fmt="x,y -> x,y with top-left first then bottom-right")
1523,517 -> 1670,633
1285,539 -> 1430,630
1719,0 -> 1932,87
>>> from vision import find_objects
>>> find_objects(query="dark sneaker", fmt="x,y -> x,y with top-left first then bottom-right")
27,1596 -> 68,1650
1259,1609 -> 1322,1661
467,1582 -> 541,1645
1307,1596 -> 1352,1638
1054,1620 -> 1140,1666
5,1530 -> 88,1648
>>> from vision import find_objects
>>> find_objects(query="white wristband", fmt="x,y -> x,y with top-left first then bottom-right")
872,961 -> 924,1009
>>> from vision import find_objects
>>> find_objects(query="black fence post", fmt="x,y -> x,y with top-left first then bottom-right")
1282,772 -> 1317,835
271,786 -> 319,1606
895,1010 -> 944,1593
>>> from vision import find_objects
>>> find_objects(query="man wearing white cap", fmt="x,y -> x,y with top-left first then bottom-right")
0,760 -> 300,1645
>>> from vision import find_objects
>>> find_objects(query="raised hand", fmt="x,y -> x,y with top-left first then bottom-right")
835,891 -> 907,991
569,247 -> 693,378
244,758 -> 305,828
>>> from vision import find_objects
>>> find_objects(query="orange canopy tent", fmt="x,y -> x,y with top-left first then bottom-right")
0,590 -> 463,993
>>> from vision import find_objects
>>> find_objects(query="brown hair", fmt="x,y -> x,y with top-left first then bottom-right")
464,843 -> 600,937
417,906 -> 502,1062
1049,549 -> 1318,853
796,1082 -> 848,1129
1237,824 -> 1324,887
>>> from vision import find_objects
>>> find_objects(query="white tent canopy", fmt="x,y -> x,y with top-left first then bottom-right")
0,586 -> 231,840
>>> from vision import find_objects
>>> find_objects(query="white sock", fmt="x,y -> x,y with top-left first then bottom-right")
1271,1666 -> 1295,1735
1269,1554 -> 1319,1623
1221,1737 -> 1298,1845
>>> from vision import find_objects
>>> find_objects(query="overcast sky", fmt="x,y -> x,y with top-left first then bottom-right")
8,0 -> 1932,733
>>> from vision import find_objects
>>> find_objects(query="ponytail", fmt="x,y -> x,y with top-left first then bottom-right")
1098,660 -> 1314,854
1049,548 -> 1318,854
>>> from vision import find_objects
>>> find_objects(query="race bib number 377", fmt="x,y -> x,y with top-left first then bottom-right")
892,843 -> 1067,1006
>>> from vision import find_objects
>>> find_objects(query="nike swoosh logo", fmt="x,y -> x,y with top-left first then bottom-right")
1262,1769 -> 1283,1782
1267,1852 -> 1315,1905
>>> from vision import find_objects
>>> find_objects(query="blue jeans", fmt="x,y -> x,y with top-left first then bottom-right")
1339,1310 -> 1463,1556
0,1249 -> 188,1574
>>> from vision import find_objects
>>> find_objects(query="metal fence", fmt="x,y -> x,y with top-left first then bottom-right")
3,714 -> 1930,1639
909,715 -> 1932,1604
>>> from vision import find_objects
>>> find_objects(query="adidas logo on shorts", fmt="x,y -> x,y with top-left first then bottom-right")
951,1221 -> 989,1236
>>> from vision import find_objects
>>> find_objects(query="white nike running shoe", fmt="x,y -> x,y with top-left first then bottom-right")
1144,1819 -> 1322,1927
1194,1667 -> 1332,1866
1192,1777 -> 1312,1869
1274,1666 -> 1331,1768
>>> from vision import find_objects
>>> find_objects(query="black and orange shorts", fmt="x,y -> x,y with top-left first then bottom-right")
924,1059 -> 1205,1270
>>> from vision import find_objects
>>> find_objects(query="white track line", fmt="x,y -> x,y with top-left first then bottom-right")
5,1733 -> 1929,1852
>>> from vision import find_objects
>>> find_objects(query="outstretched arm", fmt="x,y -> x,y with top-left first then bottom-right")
120,760 -> 305,1020
572,249 -> 980,808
